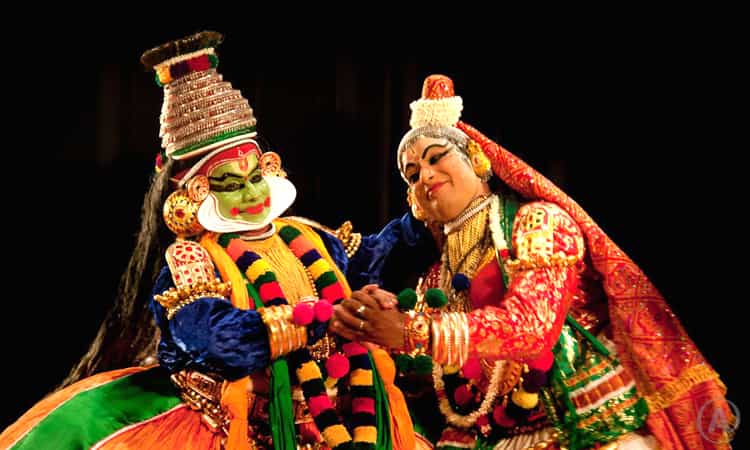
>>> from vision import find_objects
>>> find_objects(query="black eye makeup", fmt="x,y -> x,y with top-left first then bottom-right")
427,148 -> 451,165
209,173 -> 245,192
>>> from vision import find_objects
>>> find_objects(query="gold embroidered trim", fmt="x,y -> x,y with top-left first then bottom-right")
155,279 -> 232,319
564,359 -> 611,388
505,252 -> 579,278
577,395 -> 640,428
335,220 -> 362,258
644,363 -> 721,413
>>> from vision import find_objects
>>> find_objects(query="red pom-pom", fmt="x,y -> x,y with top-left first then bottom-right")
325,353 -> 350,378
313,300 -> 333,322
476,414 -> 489,427
453,384 -> 474,407
293,303 -> 314,326
461,357 -> 482,380
492,405 -> 516,427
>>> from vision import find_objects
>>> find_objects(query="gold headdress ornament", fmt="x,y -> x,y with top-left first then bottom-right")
397,75 -> 492,182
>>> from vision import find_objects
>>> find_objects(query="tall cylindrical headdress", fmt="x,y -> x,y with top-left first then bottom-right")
141,31 -> 294,236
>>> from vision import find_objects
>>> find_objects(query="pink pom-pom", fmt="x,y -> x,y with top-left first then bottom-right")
492,405 -> 516,427
461,357 -> 482,380
453,384 -> 473,407
307,394 -> 333,416
325,353 -> 350,378
314,300 -> 333,322
293,303 -> 314,326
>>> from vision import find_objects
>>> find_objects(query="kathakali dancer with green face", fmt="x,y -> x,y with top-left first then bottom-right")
0,31 -> 415,450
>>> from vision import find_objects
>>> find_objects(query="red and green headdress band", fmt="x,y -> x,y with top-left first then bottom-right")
153,50 -> 219,87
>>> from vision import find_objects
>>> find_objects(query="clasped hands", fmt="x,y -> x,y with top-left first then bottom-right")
330,284 -> 406,350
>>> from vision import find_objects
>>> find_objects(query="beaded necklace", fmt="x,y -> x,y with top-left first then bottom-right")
219,224 -> 377,450
434,194 -> 518,433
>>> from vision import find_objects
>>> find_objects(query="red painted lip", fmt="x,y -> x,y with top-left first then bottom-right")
427,182 -> 446,198
244,196 -> 270,215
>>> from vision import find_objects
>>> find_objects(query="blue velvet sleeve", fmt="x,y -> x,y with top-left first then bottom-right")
346,212 -> 439,291
317,230 -> 349,274
150,265 -> 270,380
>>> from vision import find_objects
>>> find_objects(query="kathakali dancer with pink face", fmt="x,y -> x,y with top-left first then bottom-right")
334,75 -> 734,450
0,32 -> 415,450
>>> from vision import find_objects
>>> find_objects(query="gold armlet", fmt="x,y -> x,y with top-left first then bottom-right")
259,305 -> 308,359
335,220 -> 362,258
155,280 -> 232,320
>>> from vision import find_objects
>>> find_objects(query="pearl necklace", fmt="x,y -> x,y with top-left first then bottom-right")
443,194 -> 493,235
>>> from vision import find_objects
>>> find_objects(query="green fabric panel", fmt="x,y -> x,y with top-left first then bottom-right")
269,358 -> 296,450
368,353 -> 392,450
499,192 -> 519,288
243,270 -> 296,450
12,367 -> 180,450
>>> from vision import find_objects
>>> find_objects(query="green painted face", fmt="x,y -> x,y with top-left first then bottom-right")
208,153 -> 271,223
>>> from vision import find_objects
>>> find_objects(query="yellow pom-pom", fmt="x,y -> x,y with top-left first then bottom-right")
511,388 -> 539,409
443,364 -> 460,375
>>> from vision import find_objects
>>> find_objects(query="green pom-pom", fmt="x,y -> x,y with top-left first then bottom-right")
397,288 -> 418,310
413,354 -> 434,375
394,354 -> 414,373
425,288 -> 448,308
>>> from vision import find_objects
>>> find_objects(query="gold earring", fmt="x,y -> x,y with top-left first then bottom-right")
260,151 -> 287,178
467,139 -> 492,182
163,189 -> 205,237
407,186 -> 427,221
186,175 -> 210,202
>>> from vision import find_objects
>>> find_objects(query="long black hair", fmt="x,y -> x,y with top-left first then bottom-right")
60,158 -> 175,388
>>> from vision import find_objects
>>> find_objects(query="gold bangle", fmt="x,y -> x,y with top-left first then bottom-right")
277,316 -> 290,358
267,320 -> 280,359
432,314 -> 443,363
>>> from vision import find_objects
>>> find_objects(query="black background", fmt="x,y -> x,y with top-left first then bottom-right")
4,16 -> 745,447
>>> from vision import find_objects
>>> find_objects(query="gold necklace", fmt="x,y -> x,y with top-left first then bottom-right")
440,197 -> 494,312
